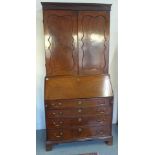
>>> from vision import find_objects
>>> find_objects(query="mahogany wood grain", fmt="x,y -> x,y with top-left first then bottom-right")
45,97 -> 113,109
41,2 -> 113,151
46,115 -> 111,128
43,9 -> 110,76
78,11 -> 110,75
47,125 -> 111,141
46,106 -> 112,118
43,10 -> 78,76
45,75 -> 113,100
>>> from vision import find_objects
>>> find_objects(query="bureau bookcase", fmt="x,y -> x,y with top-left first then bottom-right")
41,2 -> 113,151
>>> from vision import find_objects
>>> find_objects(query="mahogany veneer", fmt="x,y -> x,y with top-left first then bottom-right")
41,2 -> 113,151
45,75 -> 113,100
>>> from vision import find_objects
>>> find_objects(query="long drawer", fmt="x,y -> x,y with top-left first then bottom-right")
46,114 -> 111,128
47,125 -> 111,141
45,98 -> 113,109
46,105 -> 111,118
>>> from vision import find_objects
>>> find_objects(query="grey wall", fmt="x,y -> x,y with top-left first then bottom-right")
36,0 -> 118,130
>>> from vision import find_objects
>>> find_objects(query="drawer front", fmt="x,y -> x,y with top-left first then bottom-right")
45,98 -> 112,109
46,115 -> 111,128
47,125 -> 111,141
46,106 -> 111,118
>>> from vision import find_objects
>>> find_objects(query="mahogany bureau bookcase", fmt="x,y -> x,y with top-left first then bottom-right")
41,2 -> 114,151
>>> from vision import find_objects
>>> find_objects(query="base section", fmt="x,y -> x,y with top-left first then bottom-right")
105,136 -> 113,145
46,136 -> 113,151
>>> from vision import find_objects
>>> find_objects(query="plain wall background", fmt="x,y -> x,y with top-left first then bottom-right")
36,0 -> 118,130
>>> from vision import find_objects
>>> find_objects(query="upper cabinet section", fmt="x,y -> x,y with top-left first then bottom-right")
78,11 -> 110,75
42,3 -> 111,76
43,10 -> 78,76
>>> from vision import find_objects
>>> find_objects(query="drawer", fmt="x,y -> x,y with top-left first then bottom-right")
45,98 -> 112,109
46,106 -> 112,118
46,115 -> 111,128
47,125 -> 111,141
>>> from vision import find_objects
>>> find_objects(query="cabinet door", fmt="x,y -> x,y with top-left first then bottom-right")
43,10 -> 78,76
78,11 -> 110,75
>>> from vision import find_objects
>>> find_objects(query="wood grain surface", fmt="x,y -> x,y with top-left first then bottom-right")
41,2 -> 113,151
45,75 -> 113,100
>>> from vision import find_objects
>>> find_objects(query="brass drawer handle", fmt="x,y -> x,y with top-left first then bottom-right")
100,103 -> 105,106
78,109 -> 82,113
78,101 -> 82,105
55,132 -> 63,138
99,121 -> 104,124
97,118 -> 106,122
78,118 -> 82,122
100,111 -> 105,114
78,128 -> 82,132
58,102 -> 62,105
52,112 -> 56,115
52,121 -> 63,126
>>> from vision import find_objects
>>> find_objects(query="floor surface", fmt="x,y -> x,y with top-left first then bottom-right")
36,124 -> 118,155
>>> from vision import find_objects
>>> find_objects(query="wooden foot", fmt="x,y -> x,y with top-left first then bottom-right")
105,137 -> 113,145
46,141 -> 52,151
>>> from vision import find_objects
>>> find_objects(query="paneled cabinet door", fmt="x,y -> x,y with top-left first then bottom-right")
78,11 -> 110,75
43,10 -> 78,76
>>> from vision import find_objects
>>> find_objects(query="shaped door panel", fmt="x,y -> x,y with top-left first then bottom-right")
43,10 -> 78,76
78,11 -> 110,75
